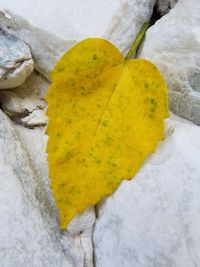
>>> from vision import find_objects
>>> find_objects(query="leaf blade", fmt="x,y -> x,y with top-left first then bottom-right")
46,39 -> 168,229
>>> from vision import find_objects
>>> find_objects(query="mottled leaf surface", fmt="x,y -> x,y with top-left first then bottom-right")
46,38 -> 168,229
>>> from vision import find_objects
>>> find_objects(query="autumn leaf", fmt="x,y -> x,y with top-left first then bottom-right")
46,22 -> 169,230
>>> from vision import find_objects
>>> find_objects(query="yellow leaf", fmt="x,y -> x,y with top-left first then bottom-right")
46,37 -> 169,230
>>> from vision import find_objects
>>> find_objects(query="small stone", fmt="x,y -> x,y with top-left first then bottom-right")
0,31 -> 34,89
0,71 -> 48,127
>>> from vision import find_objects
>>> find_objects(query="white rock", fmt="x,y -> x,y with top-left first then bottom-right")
139,0 -> 200,125
0,31 -> 33,89
93,115 -> 200,267
0,110 -> 95,267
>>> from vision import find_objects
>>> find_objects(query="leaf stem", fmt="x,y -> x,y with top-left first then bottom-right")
125,22 -> 149,60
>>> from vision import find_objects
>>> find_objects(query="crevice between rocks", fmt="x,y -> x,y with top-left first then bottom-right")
0,58 -> 33,80
149,2 -> 162,26
150,0 -> 179,27
0,106 -> 47,129
149,0 -> 179,27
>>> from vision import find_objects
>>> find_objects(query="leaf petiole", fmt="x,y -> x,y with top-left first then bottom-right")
125,21 -> 149,60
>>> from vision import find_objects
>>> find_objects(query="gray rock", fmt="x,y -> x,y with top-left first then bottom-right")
0,31 -> 33,89
157,0 -> 178,15
139,0 -> 200,125
0,110 -> 95,267
93,115 -> 200,267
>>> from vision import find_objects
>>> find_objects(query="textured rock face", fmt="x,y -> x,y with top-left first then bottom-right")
0,71 -> 48,127
0,110 -> 95,267
0,31 -> 33,89
94,115 -> 200,267
139,0 -> 200,125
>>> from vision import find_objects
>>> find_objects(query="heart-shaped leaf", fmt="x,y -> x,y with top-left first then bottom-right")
46,35 -> 168,230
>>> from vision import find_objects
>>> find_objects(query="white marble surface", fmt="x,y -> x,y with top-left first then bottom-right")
0,0 -> 122,40
94,115 -> 200,267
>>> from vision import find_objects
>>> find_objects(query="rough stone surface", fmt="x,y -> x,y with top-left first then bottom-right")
0,71 -> 48,127
139,0 -> 200,125
0,110 -> 95,267
94,115 -> 200,267
0,31 -> 33,89
0,7 -> 14,30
